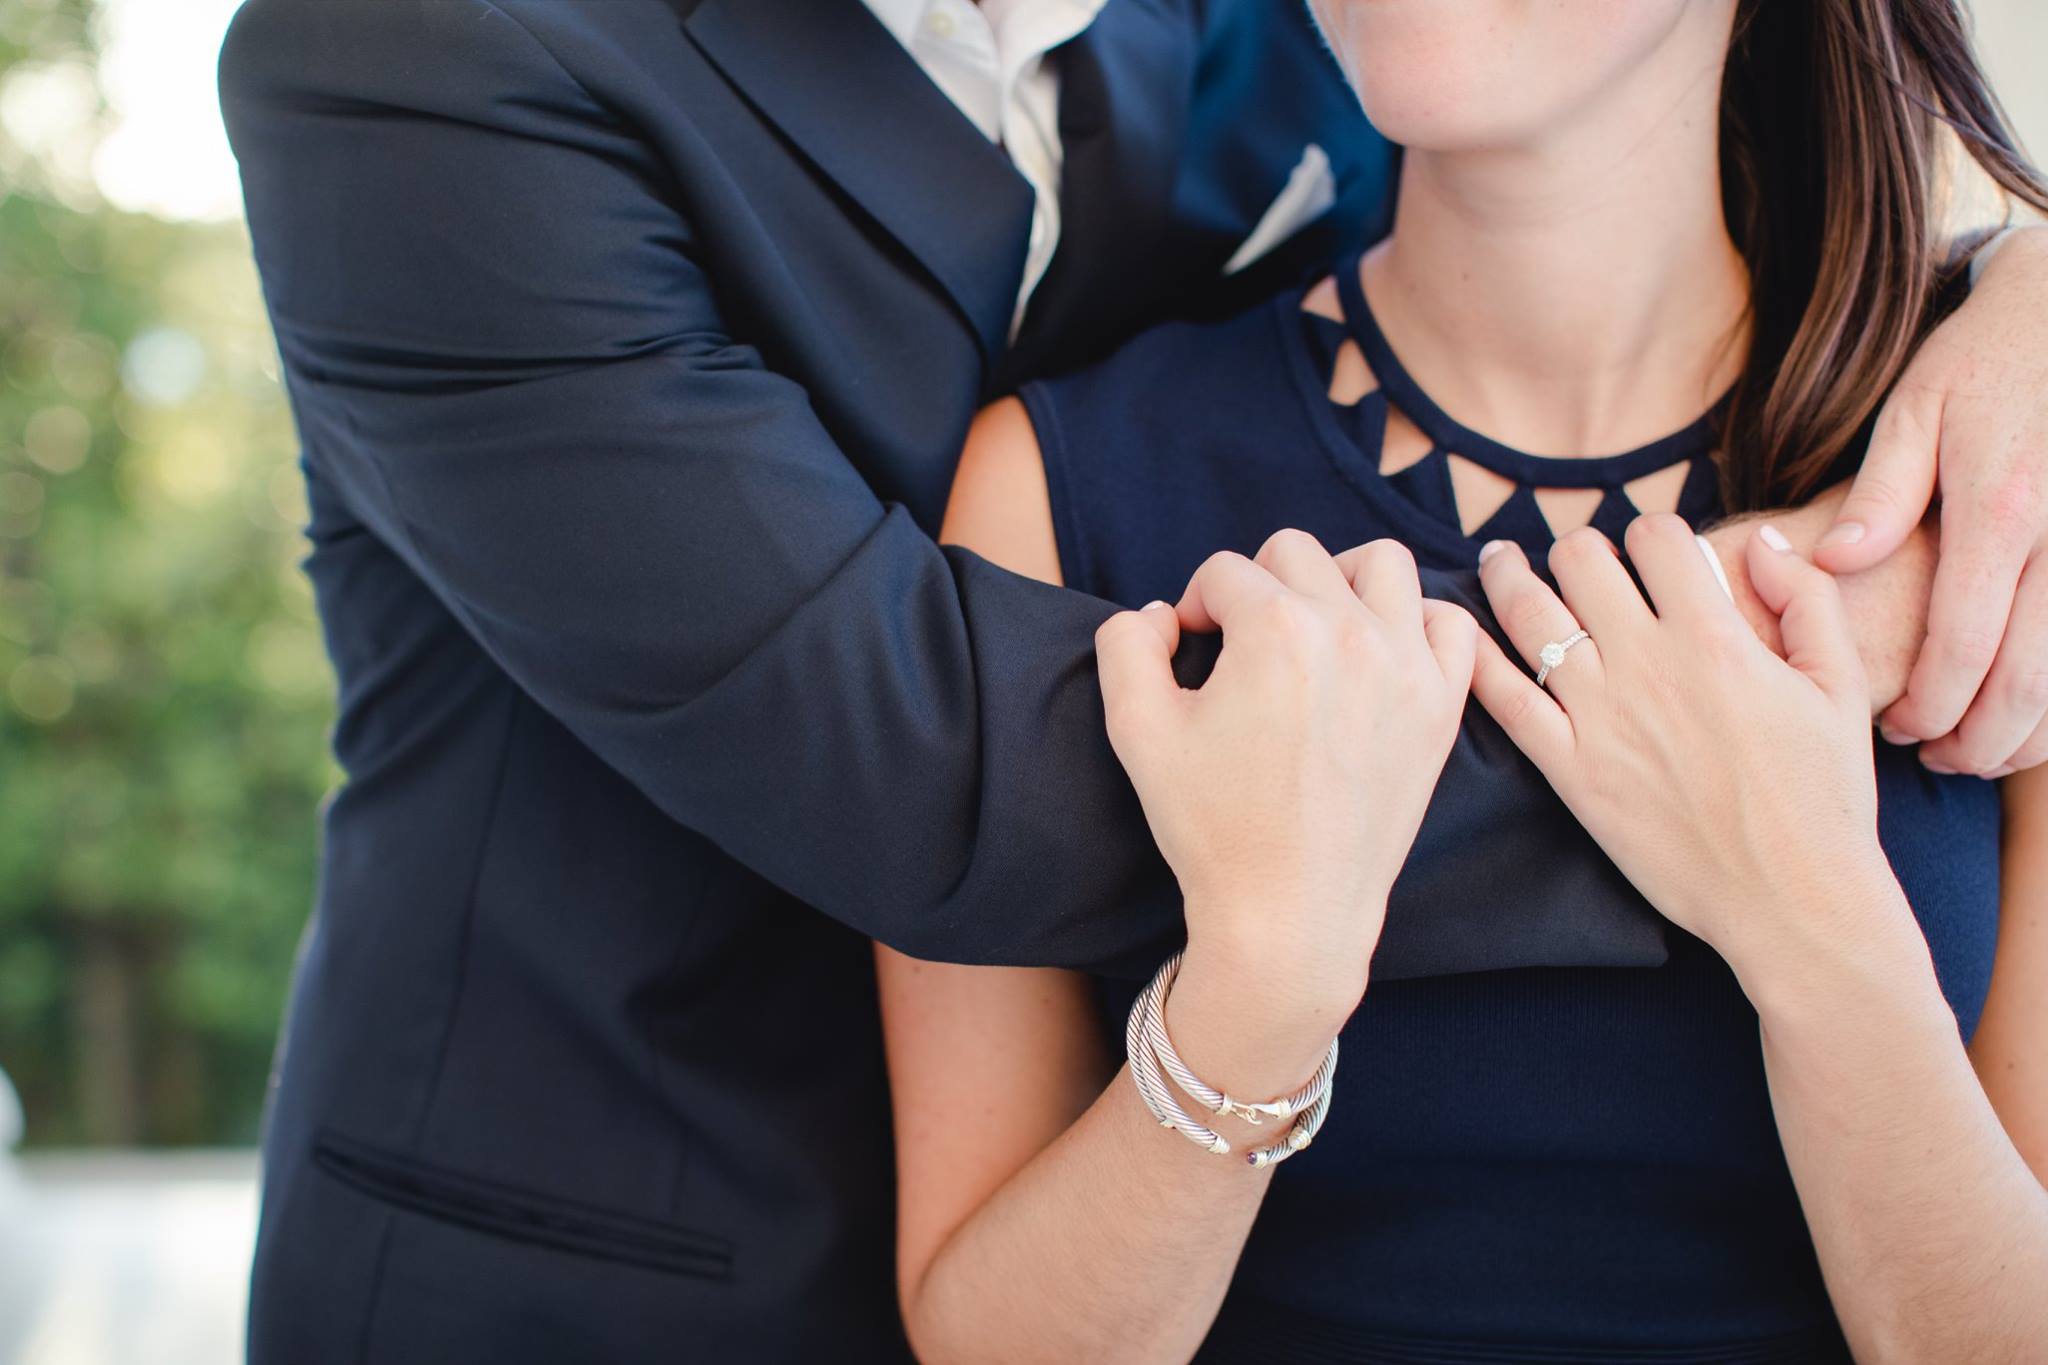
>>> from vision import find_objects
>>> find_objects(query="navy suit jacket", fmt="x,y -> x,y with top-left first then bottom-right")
221,1 -> 1665,1359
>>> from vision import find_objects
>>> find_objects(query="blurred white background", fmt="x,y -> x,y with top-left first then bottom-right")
1980,1 -> 2046,167
10,0 -> 2042,233
0,1 -> 2040,1363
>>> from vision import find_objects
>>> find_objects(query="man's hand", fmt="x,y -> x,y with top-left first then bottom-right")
1815,225 -> 2048,777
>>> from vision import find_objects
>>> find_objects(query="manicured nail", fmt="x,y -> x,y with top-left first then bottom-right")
1141,600 -> 1171,612
1758,524 -> 1793,553
1696,535 -> 1735,600
1879,725 -> 1914,747
1478,540 -> 1508,565
1818,520 -> 1866,549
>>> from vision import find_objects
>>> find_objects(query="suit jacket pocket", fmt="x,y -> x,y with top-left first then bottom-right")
313,1130 -> 734,1281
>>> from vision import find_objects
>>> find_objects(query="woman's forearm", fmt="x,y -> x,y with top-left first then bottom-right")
1467,488 -> 2044,1355
886,515 -> 1455,1362
906,1067 -> 1268,1365
1747,882 -> 2048,1363
902,948 -> 1350,1365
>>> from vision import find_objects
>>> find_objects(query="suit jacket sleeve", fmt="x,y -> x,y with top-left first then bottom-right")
217,0 -> 1201,971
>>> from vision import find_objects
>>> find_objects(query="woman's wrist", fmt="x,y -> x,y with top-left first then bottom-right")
1184,901 -> 1374,1019
1719,867 -> 1936,1028
1170,925 -> 1361,1113
1750,916 -> 1954,1087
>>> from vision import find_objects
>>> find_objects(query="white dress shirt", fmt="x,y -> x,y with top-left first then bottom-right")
862,0 -> 1108,335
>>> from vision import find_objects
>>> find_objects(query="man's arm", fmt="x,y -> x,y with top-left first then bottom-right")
220,0 -> 1174,971
218,1 -> 1941,984
218,0 -> 1661,985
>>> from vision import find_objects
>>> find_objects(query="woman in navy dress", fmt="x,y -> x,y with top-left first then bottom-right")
877,1 -> 2048,1360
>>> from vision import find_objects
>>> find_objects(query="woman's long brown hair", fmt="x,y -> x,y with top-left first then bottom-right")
1718,0 -> 2048,510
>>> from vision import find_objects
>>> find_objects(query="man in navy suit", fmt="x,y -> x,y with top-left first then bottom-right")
220,1 -> 2048,1360
219,4 -> 1406,1359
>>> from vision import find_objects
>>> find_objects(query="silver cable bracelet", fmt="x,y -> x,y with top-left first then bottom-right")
1125,950 -> 1338,1167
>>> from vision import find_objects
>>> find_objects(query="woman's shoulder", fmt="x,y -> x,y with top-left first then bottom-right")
1016,286 -> 1323,504
941,397 -> 1064,585
1008,283 -> 1358,602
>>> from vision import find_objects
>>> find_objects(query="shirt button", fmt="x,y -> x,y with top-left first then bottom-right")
924,9 -> 956,38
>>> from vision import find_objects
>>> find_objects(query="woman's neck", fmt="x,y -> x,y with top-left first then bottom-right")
1363,47 -> 1750,458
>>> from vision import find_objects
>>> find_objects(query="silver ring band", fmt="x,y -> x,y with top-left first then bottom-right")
1534,628 -> 1590,687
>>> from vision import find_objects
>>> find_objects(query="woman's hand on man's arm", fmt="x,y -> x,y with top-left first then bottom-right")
1108,532 -> 1478,1029
882,529 -> 1477,1365
1700,481 -> 1934,715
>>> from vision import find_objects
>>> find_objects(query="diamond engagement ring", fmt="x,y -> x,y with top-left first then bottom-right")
1535,629 -> 1590,688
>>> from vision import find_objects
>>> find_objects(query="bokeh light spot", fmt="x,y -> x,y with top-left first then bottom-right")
23,404 -> 91,474
123,327 -> 208,407
10,655 -> 77,724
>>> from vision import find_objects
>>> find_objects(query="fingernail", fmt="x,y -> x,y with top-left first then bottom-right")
1697,535 -> 1736,600
1879,725 -> 1914,747
1141,600 -> 1171,612
1922,757 -> 1959,775
1758,524 -> 1793,553
1818,521 -> 1866,549
1987,765 -> 2016,779
1478,540 -> 1508,565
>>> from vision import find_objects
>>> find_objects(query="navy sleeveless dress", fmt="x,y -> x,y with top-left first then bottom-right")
1016,265 -> 2002,1363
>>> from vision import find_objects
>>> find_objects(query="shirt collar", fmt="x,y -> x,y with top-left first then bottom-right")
862,0 -> 1110,54
860,0 -> 925,49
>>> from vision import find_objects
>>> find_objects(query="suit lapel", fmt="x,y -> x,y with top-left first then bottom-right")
1012,0 -> 1196,361
681,0 -> 1037,363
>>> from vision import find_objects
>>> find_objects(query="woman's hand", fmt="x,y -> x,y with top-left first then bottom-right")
1469,515 -> 1917,990
1097,530 -> 1477,1022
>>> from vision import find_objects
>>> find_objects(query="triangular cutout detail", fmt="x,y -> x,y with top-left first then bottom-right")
1532,485 -> 1607,538
1446,453 -> 1518,535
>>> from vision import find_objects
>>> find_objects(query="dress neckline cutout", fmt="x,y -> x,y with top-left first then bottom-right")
1330,255 -> 1725,491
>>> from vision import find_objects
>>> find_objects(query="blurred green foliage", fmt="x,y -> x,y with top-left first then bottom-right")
0,0 -> 334,1145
